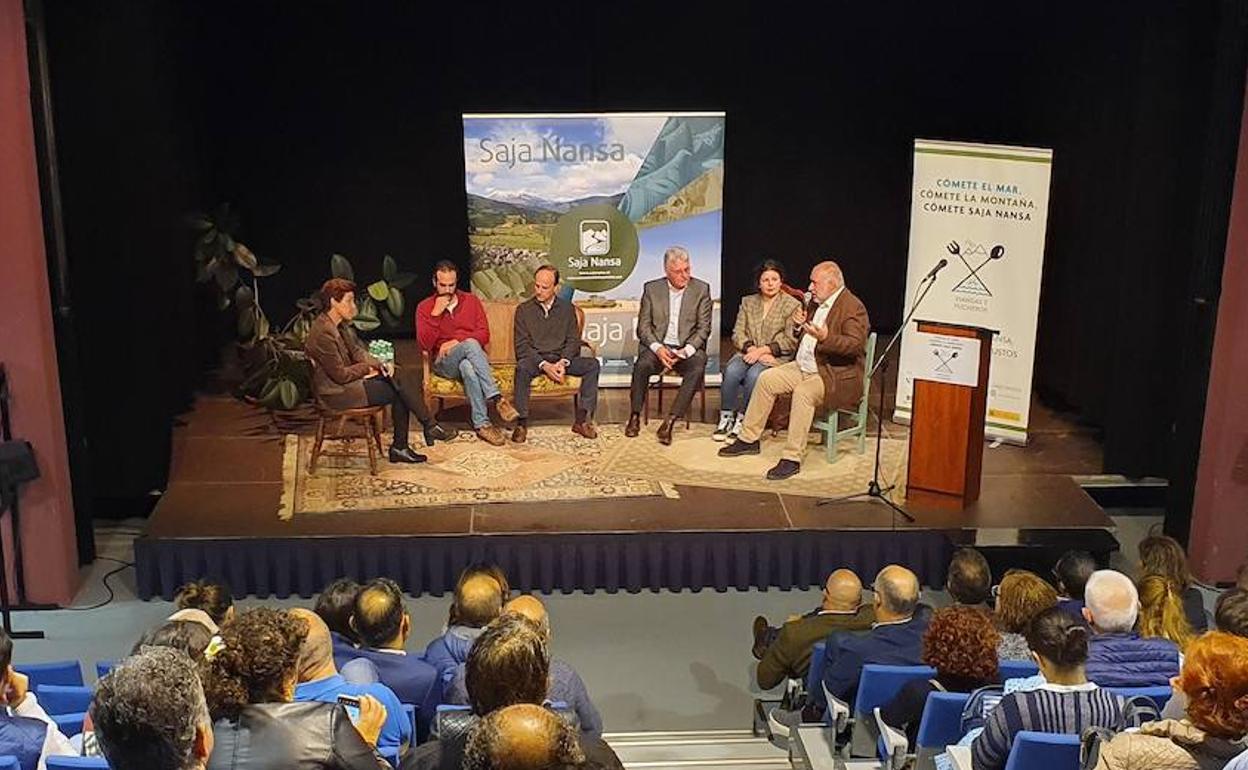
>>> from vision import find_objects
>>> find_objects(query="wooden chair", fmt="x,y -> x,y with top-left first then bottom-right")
308,359 -> 386,475
811,331 -> 878,462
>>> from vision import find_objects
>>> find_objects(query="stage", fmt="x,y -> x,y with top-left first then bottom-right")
135,347 -> 1117,600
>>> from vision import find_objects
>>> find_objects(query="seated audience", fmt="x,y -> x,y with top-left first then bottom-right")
203,607 -> 389,770
946,548 -> 993,610
133,618 -> 215,658
993,569 -> 1058,660
1139,533 -> 1209,633
168,607 -> 222,635
316,578 -> 364,670
880,605 -> 1000,747
1083,569 -> 1181,687
0,629 -> 75,769
970,607 -> 1137,770
449,564 -> 511,628
1052,550 -> 1096,622
175,579 -> 235,628
462,704 -> 588,770
449,596 -> 603,737
425,571 -> 504,681
1215,588 -> 1248,637
291,609 -> 412,754
1094,631 -> 1248,770
348,578 -> 441,738
1137,574 -> 1196,651
92,647 -> 213,770
752,568 -> 874,689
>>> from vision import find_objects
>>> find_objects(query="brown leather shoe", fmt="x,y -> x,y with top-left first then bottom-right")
657,416 -> 675,446
624,413 -> 641,438
494,396 -> 519,423
476,425 -> 506,446
571,421 -> 598,439
511,424 -> 528,443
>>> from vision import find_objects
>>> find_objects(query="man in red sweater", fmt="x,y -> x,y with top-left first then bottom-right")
415,260 -> 517,445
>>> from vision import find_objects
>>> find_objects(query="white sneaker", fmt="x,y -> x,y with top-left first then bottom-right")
728,413 -> 745,439
712,413 -> 734,441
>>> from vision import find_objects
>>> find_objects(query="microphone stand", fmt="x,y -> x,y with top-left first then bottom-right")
815,268 -> 942,522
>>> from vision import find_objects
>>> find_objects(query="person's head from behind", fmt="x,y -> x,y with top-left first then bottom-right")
174,580 -> 234,626
1026,606 -> 1091,681
319,278 -> 357,322
288,608 -> 337,684
463,703 -> 585,770
202,607 -> 307,721
821,569 -> 863,612
994,569 -> 1058,634
754,259 -> 785,299
1176,631 -> 1248,739
1137,575 -> 1195,650
352,577 -> 409,650
922,605 -> 1000,682
1082,569 -> 1140,633
946,548 -> 992,606
465,613 -> 549,716
0,629 -> 14,693
455,573 -> 504,629
872,565 -> 920,622
314,578 -> 361,641
93,647 -> 213,770
131,620 -> 214,661
504,595 -> 551,641
1138,533 -> 1193,590
1215,588 -> 1248,638
433,260 -> 458,297
1053,550 -> 1096,601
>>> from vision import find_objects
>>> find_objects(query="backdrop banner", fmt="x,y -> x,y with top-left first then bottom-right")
462,112 -> 726,384
895,139 -> 1053,444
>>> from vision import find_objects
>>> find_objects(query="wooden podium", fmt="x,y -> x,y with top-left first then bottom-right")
906,320 -> 997,508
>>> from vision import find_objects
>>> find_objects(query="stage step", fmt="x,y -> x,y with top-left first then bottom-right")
603,729 -> 791,769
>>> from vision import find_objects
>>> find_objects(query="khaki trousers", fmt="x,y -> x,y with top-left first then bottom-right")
737,361 -> 824,462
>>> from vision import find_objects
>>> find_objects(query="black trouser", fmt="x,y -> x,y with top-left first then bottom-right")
513,355 -> 601,420
629,346 -> 707,418
363,375 -> 430,448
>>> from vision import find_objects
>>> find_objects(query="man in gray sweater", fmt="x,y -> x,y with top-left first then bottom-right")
511,265 -> 600,442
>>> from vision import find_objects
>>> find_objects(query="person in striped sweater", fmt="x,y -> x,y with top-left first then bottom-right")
970,607 -> 1138,770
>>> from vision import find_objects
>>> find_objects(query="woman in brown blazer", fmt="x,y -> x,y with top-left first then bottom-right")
304,278 -> 454,463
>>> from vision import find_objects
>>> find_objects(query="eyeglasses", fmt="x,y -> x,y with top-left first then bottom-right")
991,584 -> 1001,600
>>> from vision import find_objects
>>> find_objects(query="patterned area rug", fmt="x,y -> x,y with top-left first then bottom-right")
279,425 -> 678,518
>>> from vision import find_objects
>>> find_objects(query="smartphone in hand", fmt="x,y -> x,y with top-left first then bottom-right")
337,694 -> 362,725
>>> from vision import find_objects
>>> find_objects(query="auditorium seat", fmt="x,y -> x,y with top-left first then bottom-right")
1106,685 -> 1173,715
51,711 -> 86,737
14,661 -> 83,690
94,661 -> 115,680
0,757 -> 18,770
851,665 -> 936,757
998,659 -> 1040,680
37,685 -> 93,716
1003,731 -> 1080,770
45,758 -> 110,769
915,691 -> 971,770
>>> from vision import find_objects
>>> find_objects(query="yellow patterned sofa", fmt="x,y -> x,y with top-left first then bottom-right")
421,300 -> 595,419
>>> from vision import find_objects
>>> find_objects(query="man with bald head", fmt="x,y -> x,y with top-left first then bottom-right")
753,569 -> 875,690
720,260 -> 869,480
290,607 -> 413,752
425,571 -> 505,683
462,704 -> 586,770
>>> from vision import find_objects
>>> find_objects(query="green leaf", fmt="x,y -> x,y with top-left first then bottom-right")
232,243 -> 257,270
213,261 -> 239,292
217,292 -> 231,311
235,284 -> 255,308
383,254 -> 397,282
330,253 -> 354,281
296,296 -> 319,312
380,308 -> 398,327
277,379 -> 299,410
367,280 -> 390,301
221,233 -> 236,253
257,313 -> 271,340
258,377 -> 281,403
186,214 -> 214,232
386,286 -> 404,317
237,308 -> 256,338
352,315 -> 380,332
389,272 -> 416,289
359,297 -> 377,318
251,263 -> 281,277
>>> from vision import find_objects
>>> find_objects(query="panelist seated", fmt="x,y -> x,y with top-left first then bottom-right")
305,278 -> 455,464
625,246 -> 713,446
510,265 -> 601,443
718,260 -> 869,480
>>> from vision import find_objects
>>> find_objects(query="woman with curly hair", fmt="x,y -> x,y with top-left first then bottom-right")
879,605 -> 1000,747
1094,631 -> 1248,769
176,580 -> 236,628
1137,575 -> 1196,651
202,607 -> 390,770
1139,533 -> 1209,632
994,569 -> 1059,660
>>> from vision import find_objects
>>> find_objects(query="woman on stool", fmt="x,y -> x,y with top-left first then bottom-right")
305,278 -> 455,464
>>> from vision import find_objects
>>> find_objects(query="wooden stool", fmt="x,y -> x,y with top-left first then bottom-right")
642,368 -> 707,427
309,404 -> 386,475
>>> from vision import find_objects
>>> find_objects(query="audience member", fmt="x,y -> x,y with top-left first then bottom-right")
316,578 -> 364,669
946,548 -> 992,610
1084,569 -> 1181,687
426,572 -> 504,681
1139,534 -> 1209,632
203,607 -> 389,770
168,608 -> 221,635
347,578 -> 441,738
175,579 -> 235,627
753,569 -> 874,690
1053,550 -> 1097,621
880,606 -> 1000,747
1237,563 -> 1248,592
1094,632 -> 1248,770
970,607 -> 1137,770
92,647 -> 213,770
131,619 -> 215,659
290,609 -> 412,753
0,628 -> 75,769
449,564 -> 511,628
993,569 -> 1058,660
1215,588 -> 1248,637
1137,575 -> 1196,651
462,704 -> 587,770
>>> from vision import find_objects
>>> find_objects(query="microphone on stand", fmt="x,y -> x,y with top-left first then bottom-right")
793,291 -> 813,336
924,258 -> 948,281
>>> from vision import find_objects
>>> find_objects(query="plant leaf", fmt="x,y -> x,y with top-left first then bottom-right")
237,308 -> 256,338
251,263 -> 281,277
383,254 -> 397,282
214,262 -> 239,292
257,313 -> 270,340
217,292 -> 231,311
352,315 -> 380,332
331,253 -> 354,281
232,243 -> 258,270
389,272 -> 416,289
386,286 -> 403,317
278,379 -> 299,410
367,280 -> 390,301
380,308 -> 398,327
186,213 -> 214,232
235,284 -> 255,308
221,233 -> 236,253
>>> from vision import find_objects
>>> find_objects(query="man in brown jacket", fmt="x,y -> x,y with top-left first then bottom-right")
719,260 -> 869,479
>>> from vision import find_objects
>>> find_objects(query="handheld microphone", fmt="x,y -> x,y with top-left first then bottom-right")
793,291 -> 813,336
924,258 -> 948,280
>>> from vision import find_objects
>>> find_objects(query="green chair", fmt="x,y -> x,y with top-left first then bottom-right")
812,331 -> 877,462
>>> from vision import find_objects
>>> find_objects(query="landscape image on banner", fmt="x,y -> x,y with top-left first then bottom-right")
462,113 -> 725,381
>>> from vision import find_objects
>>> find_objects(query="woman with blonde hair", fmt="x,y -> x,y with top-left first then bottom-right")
1139,533 -> 1208,632
1137,574 -> 1195,651
993,569 -> 1059,660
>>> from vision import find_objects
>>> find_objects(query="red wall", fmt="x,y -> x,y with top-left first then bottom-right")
0,0 -> 80,604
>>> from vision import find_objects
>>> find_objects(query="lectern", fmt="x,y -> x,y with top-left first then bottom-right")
905,320 -> 997,508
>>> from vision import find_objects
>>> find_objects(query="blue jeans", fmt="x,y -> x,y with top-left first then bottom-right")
720,353 -> 770,413
432,339 -> 501,428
